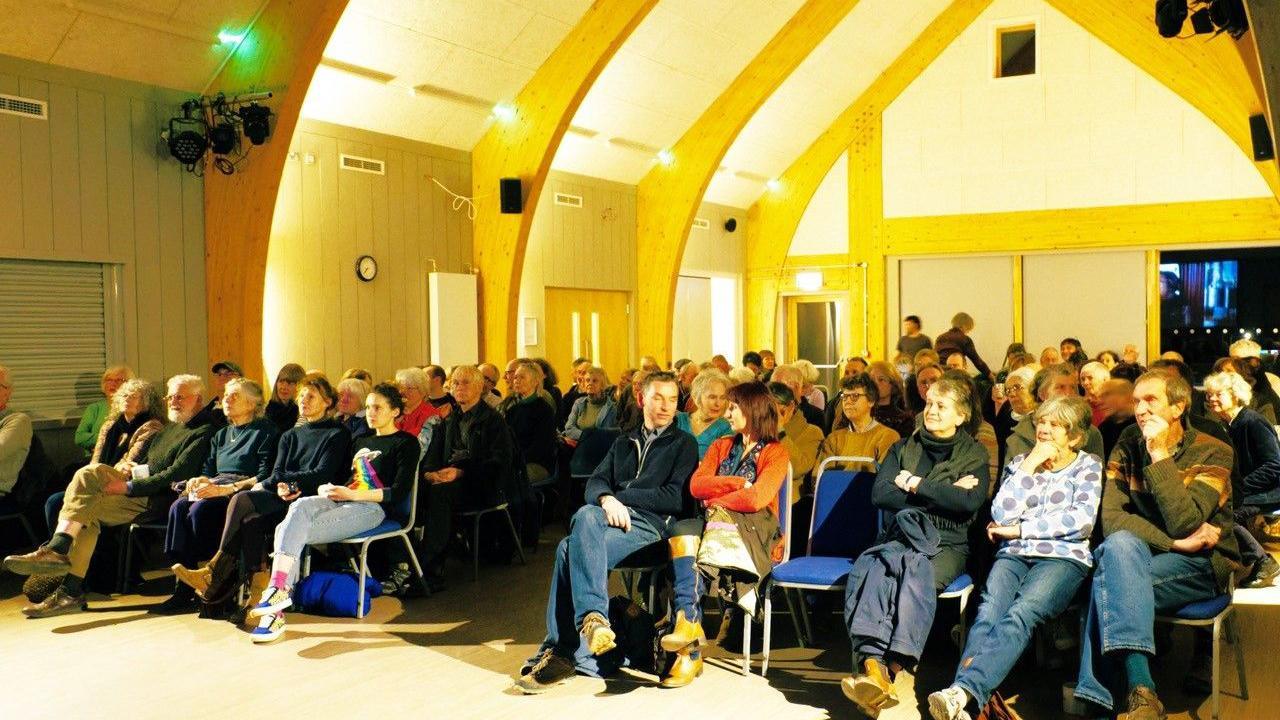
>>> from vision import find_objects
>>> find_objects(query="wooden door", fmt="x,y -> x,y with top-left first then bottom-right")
545,287 -> 630,392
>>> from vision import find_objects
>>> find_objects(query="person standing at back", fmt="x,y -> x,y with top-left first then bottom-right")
897,315 -> 932,360
935,312 -> 992,380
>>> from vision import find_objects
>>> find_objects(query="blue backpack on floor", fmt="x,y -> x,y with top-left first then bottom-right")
293,571 -> 383,617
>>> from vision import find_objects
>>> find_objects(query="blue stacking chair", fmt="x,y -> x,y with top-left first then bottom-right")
304,476 -> 426,619
1154,579 -> 1248,720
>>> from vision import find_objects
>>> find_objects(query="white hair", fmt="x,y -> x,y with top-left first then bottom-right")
793,359 -> 820,384
394,367 -> 430,392
167,374 -> 205,398
1229,338 -> 1262,359
1005,365 -> 1038,388
1204,371 -> 1253,406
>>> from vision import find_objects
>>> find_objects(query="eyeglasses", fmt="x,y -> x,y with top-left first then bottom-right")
841,392 -> 869,403
166,393 -> 195,402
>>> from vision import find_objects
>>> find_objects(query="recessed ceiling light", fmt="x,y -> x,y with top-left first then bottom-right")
656,149 -> 674,166
217,30 -> 246,45
492,103 -> 517,122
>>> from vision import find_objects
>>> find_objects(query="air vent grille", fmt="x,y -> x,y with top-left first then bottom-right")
554,192 -> 583,208
0,94 -> 47,120
340,154 -> 385,175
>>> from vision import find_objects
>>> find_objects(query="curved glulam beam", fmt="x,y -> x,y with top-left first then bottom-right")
743,0 -> 992,350
204,0 -> 349,381
472,0 -> 657,363
634,0 -> 861,364
1244,1 -> 1280,184
1044,0 -> 1280,198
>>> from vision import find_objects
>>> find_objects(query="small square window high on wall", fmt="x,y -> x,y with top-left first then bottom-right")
996,25 -> 1036,78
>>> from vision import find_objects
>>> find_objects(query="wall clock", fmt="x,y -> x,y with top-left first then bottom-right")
356,255 -> 378,282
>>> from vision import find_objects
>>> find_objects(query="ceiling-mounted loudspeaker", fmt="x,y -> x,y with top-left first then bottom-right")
1250,114 -> 1274,161
500,177 -> 522,214
724,218 -> 737,233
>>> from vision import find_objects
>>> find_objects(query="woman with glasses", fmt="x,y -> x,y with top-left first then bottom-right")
993,365 -> 1039,470
817,373 -> 901,472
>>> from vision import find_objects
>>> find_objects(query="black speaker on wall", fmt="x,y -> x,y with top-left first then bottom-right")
1250,114 -> 1275,162
500,177 -> 523,214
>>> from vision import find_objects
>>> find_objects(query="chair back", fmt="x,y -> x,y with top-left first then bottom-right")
398,474 -> 419,530
808,456 -> 879,558
570,427 -> 620,477
776,463 -> 794,563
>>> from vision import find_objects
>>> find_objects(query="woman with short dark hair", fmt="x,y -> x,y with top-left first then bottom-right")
658,382 -> 790,688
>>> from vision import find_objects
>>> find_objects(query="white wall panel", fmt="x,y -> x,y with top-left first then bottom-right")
1022,251 -> 1145,360
897,256 -> 1013,369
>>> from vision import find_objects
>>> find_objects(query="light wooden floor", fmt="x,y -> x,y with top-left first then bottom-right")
0,532 -> 1275,720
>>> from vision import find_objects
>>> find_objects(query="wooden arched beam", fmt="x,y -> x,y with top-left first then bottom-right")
743,0 -> 993,350
204,0 -> 349,381
1244,1 -> 1280,184
1044,0 -> 1279,197
633,0 -> 861,364
472,0 -> 657,363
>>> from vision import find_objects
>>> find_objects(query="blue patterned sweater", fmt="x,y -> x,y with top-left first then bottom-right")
991,451 -> 1104,567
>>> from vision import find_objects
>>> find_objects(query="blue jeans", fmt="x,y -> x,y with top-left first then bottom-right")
954,554 -> 1087,705
272,497 -> 386,587
1075,531 -> 1218,711
535,504 -> 670,676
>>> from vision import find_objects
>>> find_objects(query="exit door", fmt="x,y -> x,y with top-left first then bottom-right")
545,287 -> 630,392
785,295 -> 844,395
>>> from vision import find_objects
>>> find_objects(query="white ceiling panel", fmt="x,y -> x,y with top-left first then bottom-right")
551,0 -> 807,189
50,13 -> 230,92
708,0 -> 952,208
0,0 -> 78,61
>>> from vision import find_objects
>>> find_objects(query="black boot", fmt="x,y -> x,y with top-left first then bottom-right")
152,581 -> 198,614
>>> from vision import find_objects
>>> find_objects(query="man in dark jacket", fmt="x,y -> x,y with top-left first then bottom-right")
5,374 -> 214,617
516,371 -> 698,694
420,365 -> 515,576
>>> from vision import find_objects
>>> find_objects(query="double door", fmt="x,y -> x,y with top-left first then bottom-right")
544,287 -> 630,392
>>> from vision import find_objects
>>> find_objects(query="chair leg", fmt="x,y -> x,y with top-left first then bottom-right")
503,508 -> 526,565
400,534 -> 430,597
356,543 -> 369,620
742,611 -> 752,676
762,591 -> 773,676
116,526 -> 128,594
472,514 -> 481,582
1212,616 -> 1221,720
645,571 -> 655,614
1229,614 -> 1248,700
123,526 -> 138,593
782,588 -> 807,649
798,590 -> 816,645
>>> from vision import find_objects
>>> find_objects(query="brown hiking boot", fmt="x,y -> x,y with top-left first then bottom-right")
659,647 -> 704,688
22,587 -> 87,619
579,611 -> 617,656
1118,686 -> 1166,720
514,649 -> 576,694
4,546 -> 71,576
172,563 -> 212,594
659,609 -> 706,652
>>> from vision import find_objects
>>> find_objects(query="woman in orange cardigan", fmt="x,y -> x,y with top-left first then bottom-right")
658,381 -> 789,688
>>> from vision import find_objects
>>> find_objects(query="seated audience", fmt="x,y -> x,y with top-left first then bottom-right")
1006,364 -> 1104,460
74,365 -> 133,454
615,368 -> 651,433
929,396 -> 1102,720
943,369 -> 1000,489
505,360 -> 557,484
868,361 -> 916,438
5,374 -> 213,617
639,356 -> 662,374
478,362 -> 503,409
768,382 -> 823,490
794,359 -> 826,411
897,315 -> 932,359
244,382 -> 417,642
909,362 -> 945,415
1073,371 -> 1240,719
1096,350 -> 1121,371
817,373 -> 901,472
844,356 -> 871,378
89,379 -> 165,469
534,358 -> 563,411
206,360 -> 242,428
1079,361 -> 1111,426
1230,337 -> 1280,396
395,366 -> 440,452
935,312 -> 992,379
425,364 -> 461,419
771,364 -> 825,428
1097,379 -> 1136,459
841,375 -> 990,716
161,378 -> 280,610
172,374 -> 350,607
559,358 -> 592,426
676,359 -> 699,412
660,381 -> 789,688
335,376 -> 373,440
674,369 -> 731,459
0,365 -> 33,497
996,343 -> 1028,383
742,351 -> 764,378
562,367 -> 619,442
1219,355 -> 1280,423
727,366 -> 757,386
420,366 -> 516,579
1060,337 -> 1087,368
515,372 -> 697,693
1203,370 -> 1280,587
1039,346 -> 1061,366
340,367 -> 374,385
265,363 -> 305,432
709,355 -> 732,375
993,365 -> 1038,469
760,349 -> 777,374
1122,344 -> 1141,365
1148,358 -> 1229,444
